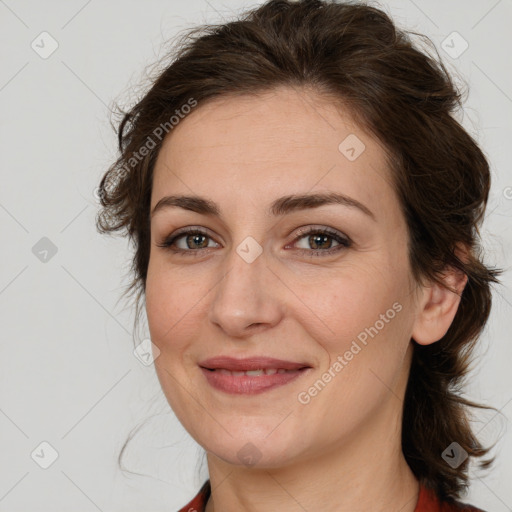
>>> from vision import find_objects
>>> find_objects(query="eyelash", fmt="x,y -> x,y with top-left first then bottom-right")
156,226 -> 352,257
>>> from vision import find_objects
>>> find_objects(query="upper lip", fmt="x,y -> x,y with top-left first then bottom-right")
199,356 -> 311,371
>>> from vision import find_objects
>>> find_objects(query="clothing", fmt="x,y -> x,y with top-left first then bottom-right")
177,480 -> 486,511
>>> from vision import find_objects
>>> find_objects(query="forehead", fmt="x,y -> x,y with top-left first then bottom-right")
152,86 -> 396,217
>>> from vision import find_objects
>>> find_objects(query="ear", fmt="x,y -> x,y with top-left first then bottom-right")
411,246 -> 469,346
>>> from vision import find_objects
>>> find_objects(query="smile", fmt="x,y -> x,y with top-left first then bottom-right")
199,366 -> 311,394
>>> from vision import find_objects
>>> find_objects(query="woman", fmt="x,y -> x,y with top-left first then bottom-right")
96,0 -> 501,510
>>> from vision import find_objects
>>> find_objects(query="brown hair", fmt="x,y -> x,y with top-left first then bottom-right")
96,0 -> 502,502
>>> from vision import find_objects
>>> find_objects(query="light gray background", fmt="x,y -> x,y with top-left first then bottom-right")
0,0 -> 511,510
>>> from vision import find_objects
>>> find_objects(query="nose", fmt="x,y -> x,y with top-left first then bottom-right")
207,244 -> 285,338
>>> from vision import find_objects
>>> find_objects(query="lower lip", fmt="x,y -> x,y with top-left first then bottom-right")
200,367 -> 310,395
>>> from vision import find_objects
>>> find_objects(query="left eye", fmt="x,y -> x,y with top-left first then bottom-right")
292,230 -> 349,252
157,227 -> 351,256
287,227 -> 352,257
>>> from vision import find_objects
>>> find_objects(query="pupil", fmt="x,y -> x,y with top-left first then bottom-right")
189,234 -> 207,249
311,234 -> 330,250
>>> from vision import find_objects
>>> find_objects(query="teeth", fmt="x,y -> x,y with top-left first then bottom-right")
214,368 -> 295,376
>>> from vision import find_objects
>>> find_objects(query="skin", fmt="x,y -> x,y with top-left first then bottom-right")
145,85 -> 467,512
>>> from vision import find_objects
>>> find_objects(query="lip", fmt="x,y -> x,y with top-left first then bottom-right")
200,367 -> 311,394
199,356 -> 312,395
199,356 -> 310,371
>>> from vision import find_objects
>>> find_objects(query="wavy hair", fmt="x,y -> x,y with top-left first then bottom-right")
96,0 -> 502,502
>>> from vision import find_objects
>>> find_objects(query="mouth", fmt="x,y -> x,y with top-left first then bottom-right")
198,356 -> 310,371
198,356 -> 312,395
205,368 -> 303,376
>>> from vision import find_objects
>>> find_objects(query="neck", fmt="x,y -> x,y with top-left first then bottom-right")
204,397 -> 420,512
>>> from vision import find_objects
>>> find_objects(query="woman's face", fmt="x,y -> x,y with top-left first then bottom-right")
146,86 -> 421,468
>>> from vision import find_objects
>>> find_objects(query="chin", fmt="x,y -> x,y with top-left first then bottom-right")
200,429 -> 301,469
208,443 -> 297,470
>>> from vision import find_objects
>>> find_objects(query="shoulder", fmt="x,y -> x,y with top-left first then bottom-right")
177,480 -> 211,512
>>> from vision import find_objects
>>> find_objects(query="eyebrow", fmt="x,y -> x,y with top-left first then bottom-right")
150,192 -> 376,221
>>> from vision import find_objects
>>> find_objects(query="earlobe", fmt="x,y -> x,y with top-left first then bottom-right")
411,267 -> 468,346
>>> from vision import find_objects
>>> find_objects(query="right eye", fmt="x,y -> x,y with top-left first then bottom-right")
156,228 -> 220,255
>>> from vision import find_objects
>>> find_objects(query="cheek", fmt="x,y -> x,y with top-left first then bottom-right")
145,264 -> 204,425
310,268 -> 402,347
145,260 -> 198,349
296,300 -> 411,445
306,261 -> 413,403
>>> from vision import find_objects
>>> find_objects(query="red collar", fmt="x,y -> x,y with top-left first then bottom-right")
415,485 -> 485,511
178,480 -> 485,511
